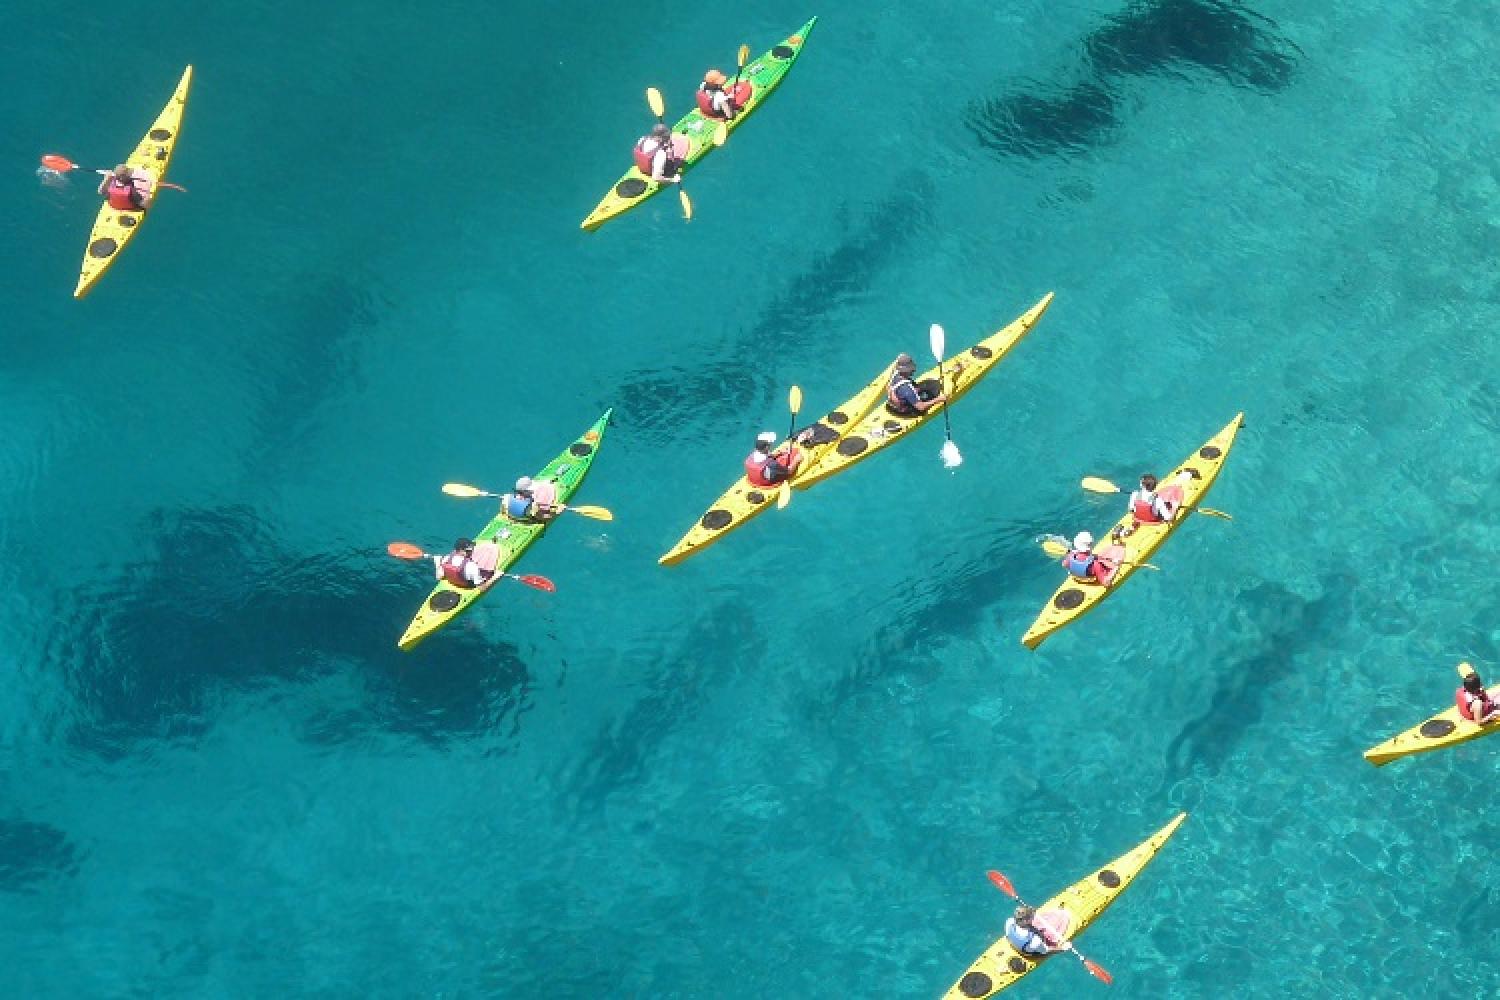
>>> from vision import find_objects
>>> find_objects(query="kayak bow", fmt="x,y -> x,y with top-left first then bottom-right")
74,65 -> 193,299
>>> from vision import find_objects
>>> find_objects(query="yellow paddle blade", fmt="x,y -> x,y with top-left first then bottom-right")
789,384 -> 803,413
442,482 -> 488,498
568,504 -> 614,521
777,483 -> 791,510
737,43 -> 750,67
647,86 -> 665,118
1458,662 -> 1476,680
1194,506 -> 1233,520
1081,476 -> 1122,494
680,188 -> 693,221
1133,561 -> 1162,572
713,121 -> 729,146
1040,538 -> 1068,557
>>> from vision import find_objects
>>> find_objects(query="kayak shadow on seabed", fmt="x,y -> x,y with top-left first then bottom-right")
966,0 -> 1302,160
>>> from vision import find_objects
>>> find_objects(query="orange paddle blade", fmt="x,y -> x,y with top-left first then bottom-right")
514,574 -> 556,593
985,870 -> 1020,899
41,154 -> 80,171
386,542 -> 427,559
1082,957 -> 1113,985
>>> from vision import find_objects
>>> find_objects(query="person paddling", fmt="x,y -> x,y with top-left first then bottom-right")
1060,530 -> 1123,586
698,69 -> 742,121
744,429 -> 811,487
98,163 -> 155,211
435,538 -> 489,590
635,123 -> 684,184
1122,471 -> 1189,534
886,353 -> 948,416
1457,670 -> 1500,725
1004,905 -> 1073,957
501,477 -> 560,523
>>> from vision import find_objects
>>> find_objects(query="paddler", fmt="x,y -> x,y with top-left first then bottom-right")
886,353 -> 948,417
698,69 -> 742,121
635,123 -> 683,184
500,477 -> 560,523
744,429 -> 812,487
1457,670 -> 1500,725
1004,905 -> 1073,956
1060,530 -> 1122,587
1121,472 -> 1189,535
434,538 -> 490,590
97,163 -> 154,211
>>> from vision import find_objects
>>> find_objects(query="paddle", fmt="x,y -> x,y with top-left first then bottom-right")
645,88 -> 695,221
777,384 -> 803,510
385,542 -> 557,592
1079,476 -> 1231,520
1036,535 -> 1159,572
928,323 -> 962,468
40,154 -> 188,193
985,870 -> 1114,985
731,42 -> 751,90
440,482 -> 614,521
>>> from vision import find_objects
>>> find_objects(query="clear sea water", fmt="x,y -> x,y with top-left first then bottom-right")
3,0 -> 1499,996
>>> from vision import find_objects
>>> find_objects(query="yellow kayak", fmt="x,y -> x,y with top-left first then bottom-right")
794,293 -> 1054,490
658,363 -> 892,566
943,813 -> 1187,998
1021,414 -> 1243,649
1364,662 -> 1500,766
74,65 -> 193,299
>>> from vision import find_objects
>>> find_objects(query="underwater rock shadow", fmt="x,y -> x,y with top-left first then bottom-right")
967,0 -> 1300,159
53,504 -> 530,757
1160,573 -> 1355,786
0,819 -> 80,894
615,170 -> 937,440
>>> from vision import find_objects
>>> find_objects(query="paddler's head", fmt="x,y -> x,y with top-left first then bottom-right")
704,69 -> 728,88
454,537 -> 475,555
1139,474 -> 1159,492
1464,672 -> 1484,694
754,430 -> 777,453
111,164 -> 132,180
1072,531 -> 1094,552
1013,905 -> 1035,926
651,123 -> 671,141
894,353 -> 916,375
515,476 -> 534,496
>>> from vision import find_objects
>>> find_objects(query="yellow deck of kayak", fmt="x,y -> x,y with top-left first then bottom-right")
74,65 -> 193,299
794,293 -> 1055,490
943,813 -> 1187,998
658,362 -> 892,566
1021,413 -> 1244,649
1364,663 -> 1500,766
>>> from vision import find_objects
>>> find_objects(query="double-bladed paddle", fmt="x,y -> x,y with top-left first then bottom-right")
385,542 -> 556,592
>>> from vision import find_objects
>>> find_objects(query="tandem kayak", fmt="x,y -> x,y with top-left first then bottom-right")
793,293 -> 1055,490
1364,662 -> 1500,767
580,17 -> 817,231
74,65 -> 193,299
658,361 -> 893,566
397,411 -> 611,650
943,813 -> 1187,999
1020,413 -> 1243,649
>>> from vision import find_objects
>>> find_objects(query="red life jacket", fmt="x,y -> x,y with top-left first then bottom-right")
441,553 -> 475,589
106,177 -> 140,211
1456,686 -> 1495,722
1132,491 -> 1164,523
744,447 -> 799,487
697,80 -> 752,117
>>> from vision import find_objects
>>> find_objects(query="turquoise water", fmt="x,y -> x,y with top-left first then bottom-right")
3,0 -> 1500,995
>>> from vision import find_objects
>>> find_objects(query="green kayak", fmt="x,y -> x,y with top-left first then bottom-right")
580,17 -> 818,231
397,411 -> 611,650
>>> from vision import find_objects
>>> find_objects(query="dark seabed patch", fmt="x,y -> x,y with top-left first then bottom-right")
0,819 -> 80,893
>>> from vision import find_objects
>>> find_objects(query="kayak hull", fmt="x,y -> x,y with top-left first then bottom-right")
397,410 -> 612,650
580,17 -> 817,231
1364,662 -> 1500,766
658,362 -> 892,566
942,813 -> 1187,999
794,293 -> 1055,490
74,65 -> 193,299
1020,413 -> 1244,649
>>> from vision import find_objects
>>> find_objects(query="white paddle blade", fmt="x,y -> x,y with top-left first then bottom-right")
941,440 -> 963,469
928,323 -> 946,362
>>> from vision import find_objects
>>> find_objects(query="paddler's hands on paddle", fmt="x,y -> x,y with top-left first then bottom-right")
985,870 -> 1114,985
1080,475 -> 1232,521
441,483 -> 614,521
644,88 -> 727,222
384,542 -> 557,592
40,154 -> 188,193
